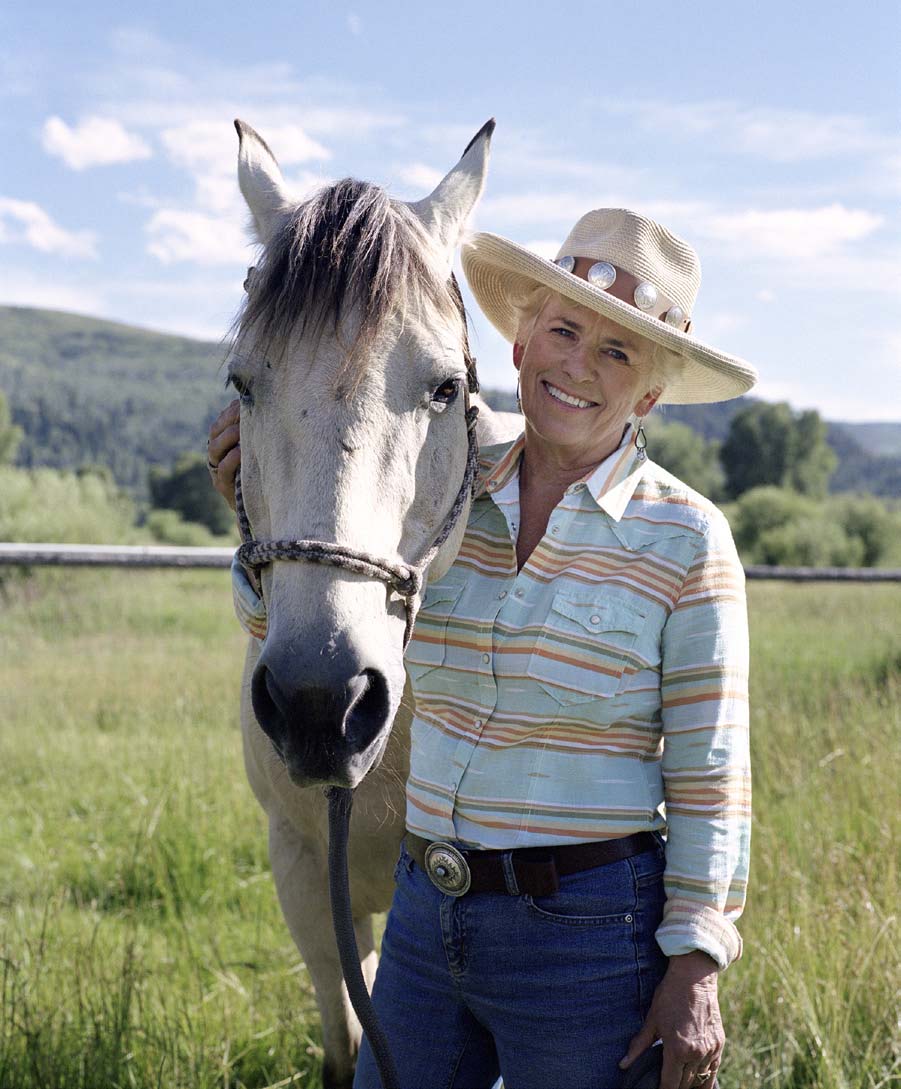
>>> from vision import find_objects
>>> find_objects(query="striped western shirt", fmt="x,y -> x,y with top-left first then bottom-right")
231,429 -> 751,970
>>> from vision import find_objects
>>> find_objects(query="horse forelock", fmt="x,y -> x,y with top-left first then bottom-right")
233,178 -> 472,381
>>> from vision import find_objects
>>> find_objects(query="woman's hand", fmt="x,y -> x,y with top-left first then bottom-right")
208,399 -> 241,511
620,950 -> 724,1088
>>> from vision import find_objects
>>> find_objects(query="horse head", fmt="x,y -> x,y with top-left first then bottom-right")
229,119 -> 493,789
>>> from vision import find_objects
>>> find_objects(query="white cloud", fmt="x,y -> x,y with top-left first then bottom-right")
702,204 -> 883,260
158,119 -> 331,214
480,191 -> 601,227
702,312 -> 748,336
41,115 -> 152,170
395,163 -> 444,191
162,119 -> 329,175
521,239 -> 559,259
146,209 -> 249,265
0,198 -> 98,258
0,269 -> 103,315
605,99 -> 895,163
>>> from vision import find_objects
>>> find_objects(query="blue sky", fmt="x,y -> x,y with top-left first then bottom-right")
2,0 -> 899,420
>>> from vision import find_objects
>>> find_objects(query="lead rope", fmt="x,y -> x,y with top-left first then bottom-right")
327,786 -> 401,1089
234,380 -> 480,1089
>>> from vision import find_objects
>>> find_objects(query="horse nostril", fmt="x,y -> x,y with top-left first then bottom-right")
251,663 -> 286,746
343,669 -> 389,754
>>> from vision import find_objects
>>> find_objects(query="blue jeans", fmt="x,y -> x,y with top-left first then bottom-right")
354,836 -> 669,1089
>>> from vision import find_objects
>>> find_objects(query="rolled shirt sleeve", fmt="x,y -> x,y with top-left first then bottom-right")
231,556 -> 268,640
655,509 -> 751,970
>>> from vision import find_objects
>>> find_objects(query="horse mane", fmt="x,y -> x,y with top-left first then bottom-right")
234,178 -> 472,376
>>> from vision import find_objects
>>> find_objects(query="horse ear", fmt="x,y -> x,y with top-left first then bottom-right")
235,119 -> 292,245
408,119 -> 495,271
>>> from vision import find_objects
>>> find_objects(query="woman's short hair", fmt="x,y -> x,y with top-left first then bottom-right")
510,282 -> 683,400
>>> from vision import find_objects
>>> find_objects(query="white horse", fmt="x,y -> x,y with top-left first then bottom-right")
231,120 -> 520,1088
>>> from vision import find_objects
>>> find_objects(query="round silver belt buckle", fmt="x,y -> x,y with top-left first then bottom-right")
423,842 -> 471,896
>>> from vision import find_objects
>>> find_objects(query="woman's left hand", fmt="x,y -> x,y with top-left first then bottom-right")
619,950 -> 724,1088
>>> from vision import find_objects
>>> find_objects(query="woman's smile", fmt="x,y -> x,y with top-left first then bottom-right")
542,380 -> 600,410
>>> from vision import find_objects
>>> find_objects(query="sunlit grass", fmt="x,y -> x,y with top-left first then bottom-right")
1,572 -> 898,1087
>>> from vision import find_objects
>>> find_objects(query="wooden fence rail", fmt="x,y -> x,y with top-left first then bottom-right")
0,543 -> 234,569
1,543 -> 901,581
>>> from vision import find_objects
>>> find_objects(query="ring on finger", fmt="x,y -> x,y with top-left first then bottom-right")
695,1072 -> 714,1084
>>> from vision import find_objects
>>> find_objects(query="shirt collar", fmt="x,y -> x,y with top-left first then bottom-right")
476,425 -> 644,523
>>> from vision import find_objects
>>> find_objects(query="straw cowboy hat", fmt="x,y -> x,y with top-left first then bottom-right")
461,208 -> 758,405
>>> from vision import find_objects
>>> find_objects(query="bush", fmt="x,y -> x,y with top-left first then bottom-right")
832,495 -> 896,566
728,486 -> 805,556
727,486 -> 900,567
143,509 -> 229,548
149,453 -> 235,536
0,466 -> 136,544
756,514 -> 864,567
646,419 -> 725,500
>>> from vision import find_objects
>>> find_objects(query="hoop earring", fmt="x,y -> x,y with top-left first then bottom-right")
516,378 -> 522,412
634,420 -> 648,462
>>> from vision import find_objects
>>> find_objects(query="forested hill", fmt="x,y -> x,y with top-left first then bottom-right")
2,305 -> 899,500
0,306 -> 232,499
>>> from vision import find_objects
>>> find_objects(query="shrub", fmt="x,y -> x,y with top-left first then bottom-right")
149,453 -> 235,536
727,486 -> 899,567
143,509 -> 226,548
755,514 -> 863,567
0,466 -> 136,544
646,419 -> 725,500
832,495 -> 896,566
728,486 -> 807,556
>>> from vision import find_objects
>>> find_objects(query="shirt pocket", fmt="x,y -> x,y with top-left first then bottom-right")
404,580 -> 466,680
527,592 -> 646,705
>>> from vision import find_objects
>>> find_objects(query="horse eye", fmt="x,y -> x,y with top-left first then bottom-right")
228,374 -> 254,406
429,378 -> 460,414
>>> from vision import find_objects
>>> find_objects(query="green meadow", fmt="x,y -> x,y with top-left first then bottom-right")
1,570 -> 898,1088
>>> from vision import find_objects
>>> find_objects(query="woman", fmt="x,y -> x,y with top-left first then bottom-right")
209,208 -> 754,1089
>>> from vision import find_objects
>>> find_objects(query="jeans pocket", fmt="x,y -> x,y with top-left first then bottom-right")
630,842 -> 667,888
524,857 -> 637,926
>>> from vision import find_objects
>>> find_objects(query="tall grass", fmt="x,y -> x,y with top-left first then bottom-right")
0,572 -> 898,1088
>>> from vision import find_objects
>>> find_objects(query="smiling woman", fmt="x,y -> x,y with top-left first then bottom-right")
351,208 -> 758,1089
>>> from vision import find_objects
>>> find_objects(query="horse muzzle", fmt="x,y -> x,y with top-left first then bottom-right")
251,642 -> 394,787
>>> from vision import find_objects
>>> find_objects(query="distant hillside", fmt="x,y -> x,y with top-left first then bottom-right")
0,306 -> 231,500
1,305 -> 899,501
842,422 -> 901,458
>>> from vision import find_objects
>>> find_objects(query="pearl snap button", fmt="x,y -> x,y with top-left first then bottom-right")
482,653 -> 490,664
590,614 -> 601,625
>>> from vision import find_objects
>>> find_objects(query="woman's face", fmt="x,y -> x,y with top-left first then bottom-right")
515,293 -> 659,469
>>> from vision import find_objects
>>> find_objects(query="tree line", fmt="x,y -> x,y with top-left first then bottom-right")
1,388 -> 898,567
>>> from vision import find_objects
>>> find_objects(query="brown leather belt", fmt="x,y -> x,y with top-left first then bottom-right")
405,831 -> 658,898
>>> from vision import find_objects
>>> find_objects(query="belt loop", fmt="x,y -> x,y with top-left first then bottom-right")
501,851 -> 520,895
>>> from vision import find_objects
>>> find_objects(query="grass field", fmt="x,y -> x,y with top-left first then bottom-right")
1,569 -> 898,1088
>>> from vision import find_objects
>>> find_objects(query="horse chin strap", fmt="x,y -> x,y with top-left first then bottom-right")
234,386 -> 480,649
